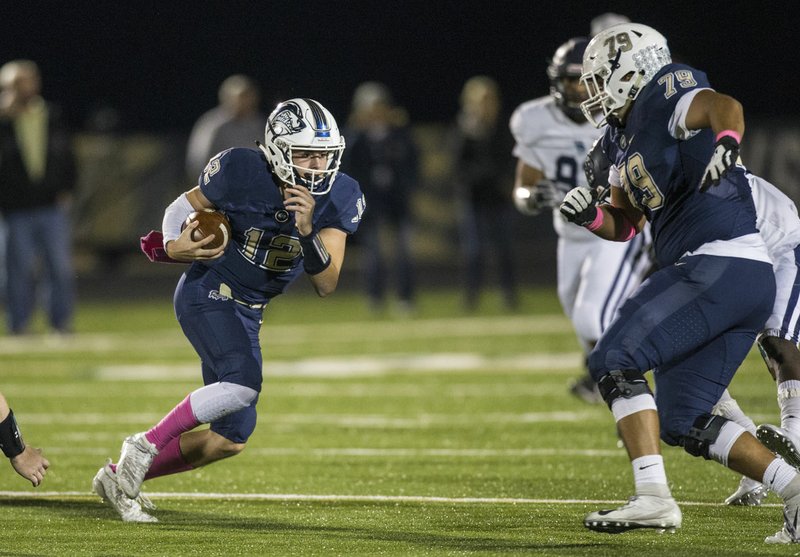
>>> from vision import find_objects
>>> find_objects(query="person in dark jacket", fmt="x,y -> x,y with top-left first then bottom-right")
342,82 -> 419,314
0,60 -> 77,334
451,76 -> 518,311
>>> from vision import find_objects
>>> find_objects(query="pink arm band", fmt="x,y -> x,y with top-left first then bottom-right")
586,209 -> 604,231
586,207 -> 638,241
716,129 -> 741,144
616,218 -> 638,241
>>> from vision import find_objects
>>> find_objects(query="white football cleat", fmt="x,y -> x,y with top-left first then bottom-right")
584,495 -> 682,533
725,476 -> 768,506
116,432 -> 159,499
92,460 -> 158,523
757,424 -> 800,468
766,492 -> 800,543
765,527 -> 796,544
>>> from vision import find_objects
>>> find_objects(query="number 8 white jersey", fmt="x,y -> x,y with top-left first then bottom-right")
509,95 -> 605,240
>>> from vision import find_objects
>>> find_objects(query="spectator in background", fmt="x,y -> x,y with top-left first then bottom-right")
451,76 -> 518,311
0,60 -> 76,335
185,74 -> 265,180
342,82 -> 419,315
590,12 -> 630,37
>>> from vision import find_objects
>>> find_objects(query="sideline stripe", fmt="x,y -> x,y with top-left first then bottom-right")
0,491 -> 781,508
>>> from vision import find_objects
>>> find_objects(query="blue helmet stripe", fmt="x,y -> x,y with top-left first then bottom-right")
304,98 -> 331,138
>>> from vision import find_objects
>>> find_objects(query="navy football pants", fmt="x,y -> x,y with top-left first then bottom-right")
588,254 -> 775,446
174,266 -> 264,443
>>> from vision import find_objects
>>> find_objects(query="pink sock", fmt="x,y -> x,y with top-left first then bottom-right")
145,395 -> 200,450
143,436 -> 193,480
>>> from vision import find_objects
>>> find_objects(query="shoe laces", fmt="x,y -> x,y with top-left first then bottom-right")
137,492 -> 156,511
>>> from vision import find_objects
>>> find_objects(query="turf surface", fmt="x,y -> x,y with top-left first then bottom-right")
0,288 -> 791,555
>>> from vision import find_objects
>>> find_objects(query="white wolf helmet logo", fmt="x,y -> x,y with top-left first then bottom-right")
270,102 -> 307,136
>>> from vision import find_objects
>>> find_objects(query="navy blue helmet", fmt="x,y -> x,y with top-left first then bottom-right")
547,37 -> 590,121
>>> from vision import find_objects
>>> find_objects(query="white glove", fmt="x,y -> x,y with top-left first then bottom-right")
559,186 -> 597,226
700,135 -> 739,191
513,180 -> 560,216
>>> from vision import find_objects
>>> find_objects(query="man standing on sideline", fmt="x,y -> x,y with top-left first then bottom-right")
186,74 -> 265,181
0,60 -> 76,335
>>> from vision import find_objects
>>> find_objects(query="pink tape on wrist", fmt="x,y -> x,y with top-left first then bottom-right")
586,209 -> 604,231
715,129 -> 741,144
617,219 -> 638,241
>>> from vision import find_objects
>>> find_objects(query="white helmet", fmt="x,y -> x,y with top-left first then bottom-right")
260,98 -> 345,195
580,23 -> 671,127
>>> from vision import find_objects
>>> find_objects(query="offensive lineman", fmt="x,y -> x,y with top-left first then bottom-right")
92,99 -> 365,522
559,22 -> 800,542
510,37 -> 653,403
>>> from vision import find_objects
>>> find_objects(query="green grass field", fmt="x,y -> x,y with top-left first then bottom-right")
0,287 -> 792,555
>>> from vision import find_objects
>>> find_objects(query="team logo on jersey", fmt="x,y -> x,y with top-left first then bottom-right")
271,102 -> 306,136
208,289 -> 232,302
351,194 -> 366,224
275,209 -> 290,223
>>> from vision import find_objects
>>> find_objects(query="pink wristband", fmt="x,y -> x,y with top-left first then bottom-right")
715,129 -> 741,144
616,218 -> 638,241
586,209 -> 604,231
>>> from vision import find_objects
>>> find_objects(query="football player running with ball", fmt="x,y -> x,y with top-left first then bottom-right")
93,99 -> 365,522
510,37 -> 654,405
559,22 -> 800,542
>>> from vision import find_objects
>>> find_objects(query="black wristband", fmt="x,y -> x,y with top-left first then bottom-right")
0,410 -> 25,459
299,231 -> 332,275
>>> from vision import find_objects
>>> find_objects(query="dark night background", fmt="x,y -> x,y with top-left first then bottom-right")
2,1 -> 797,132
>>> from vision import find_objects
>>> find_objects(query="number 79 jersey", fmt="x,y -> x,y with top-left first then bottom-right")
602,63 -> 759,268
196,147 -> 364,305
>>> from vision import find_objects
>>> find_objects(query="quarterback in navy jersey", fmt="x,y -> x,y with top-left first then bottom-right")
92,99 -> 365,523
559,23 -> 800,543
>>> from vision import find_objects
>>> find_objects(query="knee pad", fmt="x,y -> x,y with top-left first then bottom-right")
190,381 -> 259,423
682,414 -> 730,460
597,369 -> 653,410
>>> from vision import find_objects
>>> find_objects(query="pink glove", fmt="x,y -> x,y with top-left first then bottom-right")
140,230 -> 186,264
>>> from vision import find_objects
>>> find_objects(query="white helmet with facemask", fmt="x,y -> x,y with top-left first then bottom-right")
580,23 -> 671,128
260,98 -> 345,195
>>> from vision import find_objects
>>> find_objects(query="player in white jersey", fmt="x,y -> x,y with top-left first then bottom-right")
510,37 -> 653,403
712,173 -> 800,514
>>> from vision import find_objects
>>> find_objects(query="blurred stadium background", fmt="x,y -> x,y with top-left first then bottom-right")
69,118 -> 800,303
2,3 -> 800,553
1,1 -> 797,307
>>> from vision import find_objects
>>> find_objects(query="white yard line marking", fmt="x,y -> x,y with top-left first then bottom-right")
0,490 -> 781,508
94,353 -> 582,380
38,445 -> 622,457
20,410 -> 599,427
0,314 -> 572,355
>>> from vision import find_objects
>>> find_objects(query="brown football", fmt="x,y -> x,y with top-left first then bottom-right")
183,209 -> 232,250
